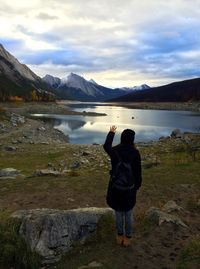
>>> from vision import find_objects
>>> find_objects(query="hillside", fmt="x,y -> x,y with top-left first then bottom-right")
0,44 -> 55,101
110,77 -> 200,102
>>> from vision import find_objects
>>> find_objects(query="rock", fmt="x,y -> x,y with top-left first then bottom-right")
162,200 -> 183,213
81,159 -> 89,164
10,113 -> 25,126
180,184 -> 193,189
0,168 -> 20,179
145,207 -> 188,228
62,169 -> 72,174
33,169 -> 61,177
12,140 -> 19,144
171,129 -> 182,138
81,151 -> 91,156
11,207 -> 112,264
197,200 -> 200,206
4,146 -> 17,151
38,127 -> 46,131
78,261 -> 103,269
71,161 -> 80,169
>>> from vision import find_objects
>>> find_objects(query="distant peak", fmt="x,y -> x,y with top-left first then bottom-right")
43,74 -> 60,79
68,72 -> 78,77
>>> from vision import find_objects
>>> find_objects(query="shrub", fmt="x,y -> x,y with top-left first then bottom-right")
177,236 -> 200,269
0,212 -> 41,269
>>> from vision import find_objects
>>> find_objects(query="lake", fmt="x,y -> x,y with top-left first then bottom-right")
33,102 -> 200,144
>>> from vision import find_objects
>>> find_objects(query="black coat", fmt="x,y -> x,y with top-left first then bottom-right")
103,131 -> 142,211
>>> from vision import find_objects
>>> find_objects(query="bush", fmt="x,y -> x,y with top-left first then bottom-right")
0,212 -> 41,269
177,236 -> 200,269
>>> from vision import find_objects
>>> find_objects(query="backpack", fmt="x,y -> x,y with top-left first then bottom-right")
110,151 -> 135,191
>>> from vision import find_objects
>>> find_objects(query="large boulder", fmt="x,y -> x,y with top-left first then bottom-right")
170,129 -> 183,138
0,168 -> 21,179
11,207 -> 112,264
145,207 -> 188,228
162,200 -> 183,213
33,169 -> 61,177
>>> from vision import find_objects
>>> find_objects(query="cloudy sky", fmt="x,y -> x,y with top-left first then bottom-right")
1,0 -> 200,88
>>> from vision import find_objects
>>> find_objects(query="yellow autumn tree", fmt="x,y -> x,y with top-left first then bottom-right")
30,90 -> 39,101
9,96 -> 23,102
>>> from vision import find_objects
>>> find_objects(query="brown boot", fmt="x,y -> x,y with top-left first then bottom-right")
116,234 -> 124,245
123,236 -> 131,247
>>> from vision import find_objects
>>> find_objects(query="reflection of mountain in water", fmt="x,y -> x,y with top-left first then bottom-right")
54,119 -> 86,131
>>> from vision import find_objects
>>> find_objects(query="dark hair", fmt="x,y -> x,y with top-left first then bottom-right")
120,129 -> 135,145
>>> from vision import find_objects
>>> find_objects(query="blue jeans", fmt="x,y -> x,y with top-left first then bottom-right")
115,209 -> 133,237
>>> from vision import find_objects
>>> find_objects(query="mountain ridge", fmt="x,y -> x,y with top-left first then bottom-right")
109,77 -> 200,102
43,73 -> 135,101
0,44 -> 55,101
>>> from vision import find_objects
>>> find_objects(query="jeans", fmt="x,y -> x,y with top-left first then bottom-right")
115,209 -> 133,237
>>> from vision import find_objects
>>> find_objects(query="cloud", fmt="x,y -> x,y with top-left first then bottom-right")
1,0 -> 200,87
36,12 -> 58,20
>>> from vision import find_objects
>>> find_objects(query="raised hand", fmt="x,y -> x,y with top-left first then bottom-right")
110,125 -> 117,133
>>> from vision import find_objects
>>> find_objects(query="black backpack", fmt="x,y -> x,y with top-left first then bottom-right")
110,151 -> 135,191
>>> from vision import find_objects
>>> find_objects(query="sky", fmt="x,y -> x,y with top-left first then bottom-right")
1,0 -> 200,88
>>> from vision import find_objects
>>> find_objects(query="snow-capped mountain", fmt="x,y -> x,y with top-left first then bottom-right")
117,84 -> 150,92
43,74 -> 61,88
60,73 -> 104,97
0,44 -> 55,101
43,72 -> 126,101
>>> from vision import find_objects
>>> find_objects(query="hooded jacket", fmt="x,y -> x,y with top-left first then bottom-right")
103,131 -> 142,211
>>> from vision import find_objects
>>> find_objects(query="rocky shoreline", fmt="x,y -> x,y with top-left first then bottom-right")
110,101 -> 200,112
1,101 -> 200,154
0,101 -> 107,147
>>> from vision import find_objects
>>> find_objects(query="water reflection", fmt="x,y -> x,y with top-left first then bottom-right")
54,119 -> 86,131
32,103 -> 200,144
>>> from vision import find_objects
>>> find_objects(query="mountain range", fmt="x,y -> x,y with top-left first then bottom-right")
0,44 -> 148,102
1,43 -> 200,102
111,77 -> 200,102
42,73 -> 127,101
42,73 -> 150,101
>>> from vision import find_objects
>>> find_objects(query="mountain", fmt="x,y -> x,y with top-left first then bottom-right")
0,44 -> 55,101
109,78 -> 200,102
89,79 -> 98,85
43,73 -> 127,101
43,74 -> 61,88
115,84 -> 150,93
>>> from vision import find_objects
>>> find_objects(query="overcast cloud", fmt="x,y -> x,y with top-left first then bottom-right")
0,0 -> 200,87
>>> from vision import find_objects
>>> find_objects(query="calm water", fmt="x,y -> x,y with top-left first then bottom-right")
33,102 -> 200,144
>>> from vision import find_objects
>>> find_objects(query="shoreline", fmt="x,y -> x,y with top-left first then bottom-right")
101,101 -> 200,112
1,101 -> 200,148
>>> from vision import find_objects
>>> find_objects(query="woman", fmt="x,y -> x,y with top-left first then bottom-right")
103,125 -> 142,247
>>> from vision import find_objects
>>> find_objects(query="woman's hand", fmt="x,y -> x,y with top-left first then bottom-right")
110,125 -> 117,133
